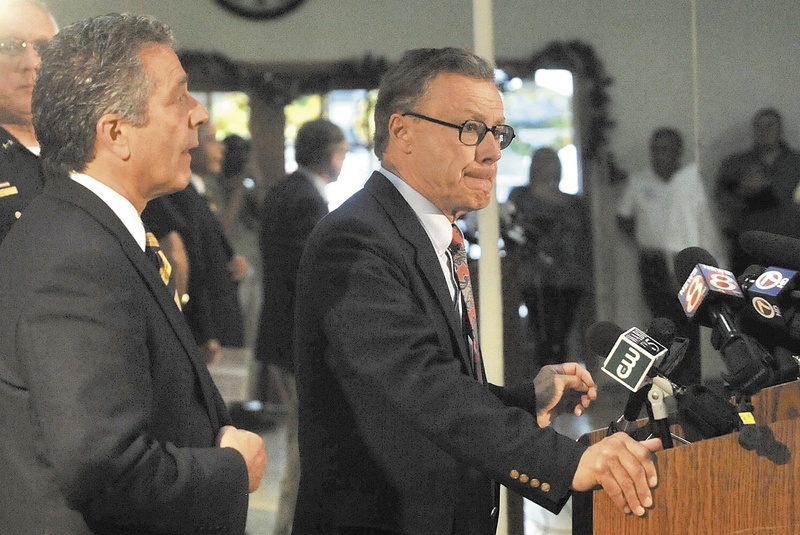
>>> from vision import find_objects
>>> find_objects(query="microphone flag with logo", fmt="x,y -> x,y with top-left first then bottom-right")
600,326 -> 668,392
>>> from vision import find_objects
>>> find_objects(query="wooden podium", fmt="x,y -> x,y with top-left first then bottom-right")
573,379 -> 800,534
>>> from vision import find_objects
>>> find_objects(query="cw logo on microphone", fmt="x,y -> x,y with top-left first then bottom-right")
601,327 -> 662,392
616,347 -> 641,379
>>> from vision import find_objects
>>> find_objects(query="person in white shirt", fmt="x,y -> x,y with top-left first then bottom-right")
617,127 -> 725,385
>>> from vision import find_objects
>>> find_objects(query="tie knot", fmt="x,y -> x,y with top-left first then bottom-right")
145,231 -> 160,251
450,223 -> 465,252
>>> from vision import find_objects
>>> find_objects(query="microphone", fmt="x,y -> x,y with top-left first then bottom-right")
674,247 -> 772,395
587,319 -> 675,435
587,319 -> 738,445
738,263 -> 800,345
586,319 -> 740,442
674,247 -> 744,326
588,321 -> 668,393
739,264 -> 800,324
739,230 -> 800,271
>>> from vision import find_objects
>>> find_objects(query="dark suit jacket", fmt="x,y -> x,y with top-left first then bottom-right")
255,170 -> 329,371
0,176 -> 249,534
0,126 -> 46,244
292,172 -> 588,535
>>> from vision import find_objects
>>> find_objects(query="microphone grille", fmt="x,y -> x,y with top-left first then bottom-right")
648,317 -> 677,347
740,230 -> 800,270
674,246 -> 718,284
585,321 -> 624,358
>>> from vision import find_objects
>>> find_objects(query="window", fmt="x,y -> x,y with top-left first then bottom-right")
284,89 -> 379,210
497,68 -> 579,201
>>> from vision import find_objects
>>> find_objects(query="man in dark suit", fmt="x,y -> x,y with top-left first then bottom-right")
0,13 -> 266,534
292,47 -> 661,535
0,0 -> 58,244
256,118 -> 347,535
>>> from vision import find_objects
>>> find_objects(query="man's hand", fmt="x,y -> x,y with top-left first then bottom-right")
203,338 -> 222,365
227,255 -> 249,282
573,432 -> 662,516
217,425 -> 268,493
534,362 -> 597,427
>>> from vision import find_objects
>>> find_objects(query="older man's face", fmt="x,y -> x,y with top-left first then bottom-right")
0,1 -> 57,126
399,72 -> 505,221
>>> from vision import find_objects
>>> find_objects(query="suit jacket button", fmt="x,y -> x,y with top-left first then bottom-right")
509,469 -> 520,479
519,473 -> 529,484
15,211 -> 21,219
530,478 -> 540,488
541,482 -> 551,492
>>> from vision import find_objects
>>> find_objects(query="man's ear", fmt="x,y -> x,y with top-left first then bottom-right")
96,113 -> 131,160
388,113 -> 413,154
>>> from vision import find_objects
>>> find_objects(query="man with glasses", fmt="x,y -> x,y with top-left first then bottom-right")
292,47 -> 661,535
0,0 -> 57,243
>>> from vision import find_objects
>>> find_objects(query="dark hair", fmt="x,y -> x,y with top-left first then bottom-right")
650,127 -> 683,151
753,107 -> 782,126
373,47 -> 495,158
222,134 -> 251,178
294,119 -> 345,169
32,13 -> 176,179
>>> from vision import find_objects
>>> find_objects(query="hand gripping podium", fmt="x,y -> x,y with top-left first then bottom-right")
572,379 -> 800,534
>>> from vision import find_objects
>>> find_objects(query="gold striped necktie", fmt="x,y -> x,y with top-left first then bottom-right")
145,231 -> 181,310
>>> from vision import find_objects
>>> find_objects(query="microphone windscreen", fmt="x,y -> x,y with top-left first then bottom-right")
648,317 -> 677,347
674,246 -> 718,284
585,321 -> 623,357
739,230 -> 800,271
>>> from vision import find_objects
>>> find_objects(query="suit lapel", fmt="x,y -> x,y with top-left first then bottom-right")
364,172 -> 472,370
46,178 -> 222,429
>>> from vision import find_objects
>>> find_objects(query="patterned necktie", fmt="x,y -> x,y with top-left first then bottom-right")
448,223 -> 485,383
145,232 -> 181,310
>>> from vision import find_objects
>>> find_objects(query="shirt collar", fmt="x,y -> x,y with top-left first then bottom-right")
70,172 -> 147,251
298,166 -> 329,201
380,166 -> 453,256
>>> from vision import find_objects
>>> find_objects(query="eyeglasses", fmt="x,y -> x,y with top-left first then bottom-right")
0,37 -> 49,58
402,111 -> 515,150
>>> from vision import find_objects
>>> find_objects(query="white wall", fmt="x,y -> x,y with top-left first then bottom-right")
45,1 -> 800,173
42,0 -> 800,372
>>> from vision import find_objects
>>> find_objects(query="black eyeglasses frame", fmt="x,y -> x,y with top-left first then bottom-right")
401,111 -> 515,150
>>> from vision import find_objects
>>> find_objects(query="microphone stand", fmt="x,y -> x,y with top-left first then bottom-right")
647,376 -> 691,448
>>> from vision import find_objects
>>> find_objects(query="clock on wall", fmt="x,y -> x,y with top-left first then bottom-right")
215,0 -> 307,20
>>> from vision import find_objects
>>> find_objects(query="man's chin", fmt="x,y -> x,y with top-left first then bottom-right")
152,176 -> 191,200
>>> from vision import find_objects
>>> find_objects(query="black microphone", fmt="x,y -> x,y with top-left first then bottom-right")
673,382 -> 738,439
674,247 -> 772,395
739,230 -> 800,271
737,263 -> 800,344
586,319 -> 737,444
733,264 -> 800,384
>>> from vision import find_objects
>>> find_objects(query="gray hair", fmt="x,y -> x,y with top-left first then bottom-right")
32,13 -> 176,179
373,47 -> 495,159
